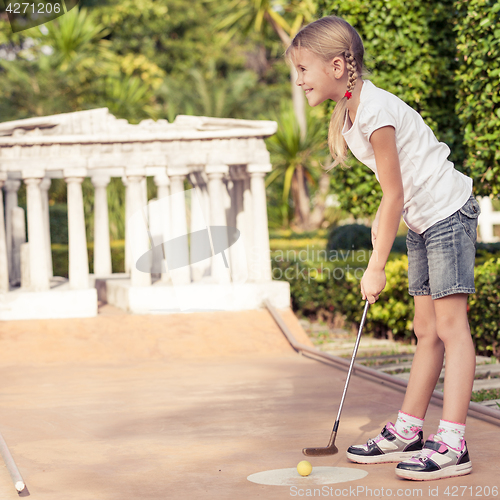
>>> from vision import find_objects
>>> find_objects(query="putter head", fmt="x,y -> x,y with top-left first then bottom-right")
302,430 -> 339,456
302,444 -> 339,457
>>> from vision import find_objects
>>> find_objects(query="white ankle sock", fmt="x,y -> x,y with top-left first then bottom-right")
394,410 -> 424,438
436,419 -> 466,449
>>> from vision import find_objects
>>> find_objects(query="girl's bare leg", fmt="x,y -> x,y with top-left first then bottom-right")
400,295 -> 444,419
434,293 -> 475,424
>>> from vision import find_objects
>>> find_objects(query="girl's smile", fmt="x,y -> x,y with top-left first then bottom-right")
291,47 -> 357,107
291,47 -> 338,106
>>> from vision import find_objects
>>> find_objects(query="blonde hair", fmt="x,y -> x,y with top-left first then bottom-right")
285,16 -> 367,169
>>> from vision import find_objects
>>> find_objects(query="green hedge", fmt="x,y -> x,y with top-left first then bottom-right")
313,0 -> 500,208
273,253 -> 500,358
455,0 -> 500,196
51,240 -> 125,277
49,204 -> 68,245
316,0 -> 461,217
468,257 -> 500,358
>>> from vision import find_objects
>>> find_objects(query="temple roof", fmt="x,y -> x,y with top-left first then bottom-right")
0,108 -> 277,140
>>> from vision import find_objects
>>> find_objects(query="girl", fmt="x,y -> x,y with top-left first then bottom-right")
286,16 -> 480,481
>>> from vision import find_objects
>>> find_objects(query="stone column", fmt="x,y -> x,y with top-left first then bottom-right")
122,176 -> 131,274
4,179 -> 21,282
126,170 -> 151,287
23,170 -> 49,291
243,174 -> 254,279
40,177 -> 53,278
188,172 -> 209,282
222,176 -> 234,271
247,163 -> 273,282
206,164 -> 230,284
154,172 -> 171,202
168,171 -> 190,285
20,241 -> 30,289
0,174 -> 9,292
91,175 -> 112,276
10,207 -> 26,288
230,167 -> 248,283
154,172 -> 172,284
65,168 -> 89,290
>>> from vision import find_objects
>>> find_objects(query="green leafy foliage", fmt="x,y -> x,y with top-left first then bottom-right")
468,257 -> 500,358
49,204 -> 69,244
273,252 -> 414,340
315,0 -> 461,215
329,163 -> 382,218
327,223 -> 372,250
455,0 -> 500,196
274,248 -> 499,354
265,100 -> 330,227
368,255 -> 414,339
51,240 -> 125,277
272,252 -> 366,321
471,388 -> 500,403
0,0 -> 291,124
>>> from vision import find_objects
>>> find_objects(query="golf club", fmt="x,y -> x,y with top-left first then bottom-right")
302,299 -> 370,457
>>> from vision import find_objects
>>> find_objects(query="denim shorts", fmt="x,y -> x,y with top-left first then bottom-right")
406,195 -> 481,300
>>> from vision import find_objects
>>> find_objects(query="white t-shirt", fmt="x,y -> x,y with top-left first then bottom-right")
342,80 -> 472,234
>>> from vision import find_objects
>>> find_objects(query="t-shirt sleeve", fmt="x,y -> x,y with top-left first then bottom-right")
358,104 -> 397,140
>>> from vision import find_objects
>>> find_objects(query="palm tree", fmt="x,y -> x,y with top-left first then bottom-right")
211,0 -> 316,139
266,101 -> 331,231
40,6 -> 110,71
99,75 -> 157,120
159,60 -> 259,120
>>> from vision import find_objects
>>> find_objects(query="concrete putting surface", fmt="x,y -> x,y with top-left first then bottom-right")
0,305 -> 499,499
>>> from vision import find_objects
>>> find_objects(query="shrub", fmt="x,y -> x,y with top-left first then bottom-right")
271,255 -> 362,322
391,235 -> 408,254
475,242 -> 500,265
455,0 -> 500,196
49,203 -> 68,245
316,0 -> 461,216
272,253 -> 415,340
51,240 -> 125,278
274,249 -> 500,356
369,255 -> 415,340
327,224 -> 372,250
469,257 -> 500,358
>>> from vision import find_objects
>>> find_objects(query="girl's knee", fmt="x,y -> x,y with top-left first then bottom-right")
434,294 -> 470,342
436,318 -> 471,344
413,315 -> 439,342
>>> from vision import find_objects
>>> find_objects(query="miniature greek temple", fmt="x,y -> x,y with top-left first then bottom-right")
0,109 -> 290,320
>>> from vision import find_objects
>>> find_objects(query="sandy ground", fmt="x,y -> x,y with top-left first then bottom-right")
0,305 -> 499,499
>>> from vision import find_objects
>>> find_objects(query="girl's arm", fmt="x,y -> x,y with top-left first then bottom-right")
361,125 -> 404,303
371,196 -> 384,248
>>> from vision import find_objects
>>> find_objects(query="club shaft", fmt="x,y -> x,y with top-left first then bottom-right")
335,300 -> 370,423
0,430 -> 25,492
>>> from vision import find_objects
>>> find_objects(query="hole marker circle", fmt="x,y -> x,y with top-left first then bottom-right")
247,466 -> 368,486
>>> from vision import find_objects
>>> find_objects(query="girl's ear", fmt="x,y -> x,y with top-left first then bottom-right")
331,56 -> 345,80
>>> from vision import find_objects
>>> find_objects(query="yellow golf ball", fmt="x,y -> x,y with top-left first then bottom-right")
297,460 -> 312,476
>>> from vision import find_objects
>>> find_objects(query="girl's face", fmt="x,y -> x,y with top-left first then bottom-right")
291,47 -> 344,106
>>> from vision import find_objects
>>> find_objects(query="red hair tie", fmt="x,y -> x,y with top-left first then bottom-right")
344,91 -> 352,100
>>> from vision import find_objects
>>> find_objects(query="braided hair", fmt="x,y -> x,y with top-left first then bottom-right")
285,16 -> 367,168
344,49 -> 358,97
